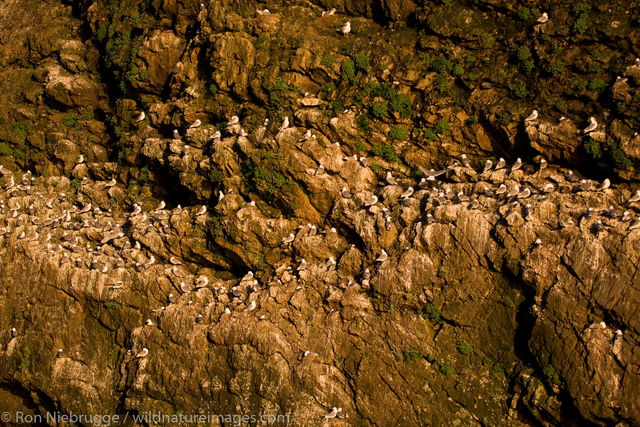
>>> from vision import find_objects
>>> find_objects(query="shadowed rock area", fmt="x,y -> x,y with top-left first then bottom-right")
0,0 -> 639,425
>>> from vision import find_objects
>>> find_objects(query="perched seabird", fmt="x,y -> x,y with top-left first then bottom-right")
461,154 -> 471,168
241,271 -> 254,281
322,8 -> 336,16
629,218 -> 640,231
196,205 -> 207,216
104,178 -> 117,188
56,348 -> 63,358
156,200 -> 166,210
314,164 -> 325,176
324,408 -> 341,419
628,190 -> 640,203
303,350 -> 319,358
363,194 -> 378,207
136,348 -> 149,358
297,259 -> 307,271
583,207 -> 594,219
578,180 -> 590,192
340,187 -> 352,198
542,183 -> 554,193
245,300 -> 257,311
131,204 -> 142,215
189,119 -> 202,129
591,220 -> 604,235
511,157 -> 522,172
597,178 -> 610,191
173,129 -> 180,139
375,250 -> 388,263
195,314 -> 203,323
168,293 -> 176,304
566,170 -> 579,182
281,233 -> 295,245
278,116 -> 289,132
136,111 -> 145,122
400,187 -> 414,200
539,158 -> 547,171
495,157 -> 506,170
10,327 -> 17,338
227,115 -> 239,126
584,117 -> 598,133
456,191 -> 469,203
385,171 -> 398,186
338,21 -> 351,36
256,8 -> 270,15
524,110 -> 538,121
195,275 -> 209,288
537,12 -> 548,23
169,256 -> 182,265
482,159 -> 493,173
517,188 -> 531,199
507,185 -> 520,198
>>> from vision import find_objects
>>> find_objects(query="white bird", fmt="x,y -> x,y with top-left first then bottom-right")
341,187 -> 352,198
524,110 -> 538,121
227,116 -> 239,126
256,8 -> 270,15
584,117 -> 598,133
104,178 -> 116,188
278,116 -> 289,132
518,188 -> 531,199
241,271 -> 254,281
401,187 -> 414,199
539,158 -> 547,170
303,350 -> 319,358
597,178 -> 610,191
145,319 -> 153,326
136,348 -> 149,358
537,12 -> 548,23
385,171 -> 398,186
511,158 -> 522,172
173,129 -> 180,139
297,259 -> 307,271
338,21 -> 351,35
460,154 -> 471,168
156,200 -> 166,210
482,159 -> 493,173
136,111 -> 145,122
364,195 -> 378,207
244,301 -> 256,311
495,157 -> 506,170
282,233 -> 295,244
628,190 -> 640,203
131,204 -> 142,215
196,205 -> 207,216
189,119 -> 201,128
195,275 -> 209,288
324,407 -> 341,419
169,256 -> 182,265
322,8 -> 336,16
375,250 -> 388,263
76,155 -> 84,164
314,164 -> 325,176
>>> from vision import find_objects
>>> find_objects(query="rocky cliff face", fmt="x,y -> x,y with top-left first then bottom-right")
1,0 -> 639,425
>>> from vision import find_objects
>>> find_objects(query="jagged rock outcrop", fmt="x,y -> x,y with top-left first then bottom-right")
1,0 -> 640,425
